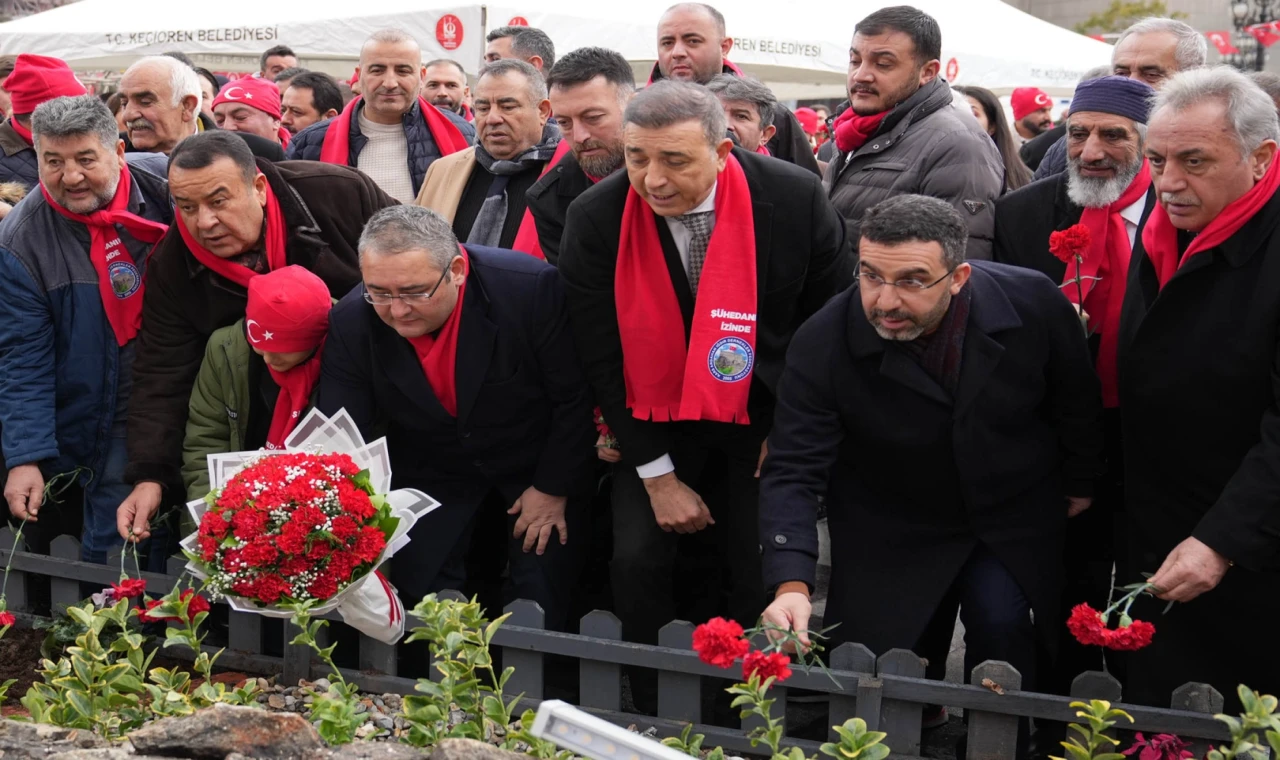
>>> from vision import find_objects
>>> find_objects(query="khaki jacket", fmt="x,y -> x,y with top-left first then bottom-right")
414,147 -> 478,223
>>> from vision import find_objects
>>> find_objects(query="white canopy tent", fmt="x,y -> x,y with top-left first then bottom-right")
0,0 -> 1111,98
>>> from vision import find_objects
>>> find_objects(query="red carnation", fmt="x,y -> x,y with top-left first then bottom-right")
139,590 -> 210,624
1067,604 -> 1110,647
0,610 -> 14,627
353,527 -> 386,563
331,515 -> 359,542
253,574 -> 292,604
692,617 -> 750,668
111,578 -> 147,599
743,650 -> 792,684
1108,619 -> 1156,651
1124,733 -> 1193,760
1048,224 -> 1091,264
240,536 -> 279,568
308,571 -> 340,600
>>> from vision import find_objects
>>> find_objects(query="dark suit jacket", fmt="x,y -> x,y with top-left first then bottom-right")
526,150 -> 598,266
317,246 -> 597,586
993,172 -> 1156,283
760,262 -> 1104,656
1019,122 -> 1066,172
558,147 -> 853,466
1118,189 -> 1280,706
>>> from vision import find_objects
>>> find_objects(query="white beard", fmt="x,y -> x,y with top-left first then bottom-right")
1066,158 -> 1143,208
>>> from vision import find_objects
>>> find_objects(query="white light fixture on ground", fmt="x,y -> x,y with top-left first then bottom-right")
530,700 -> 697,760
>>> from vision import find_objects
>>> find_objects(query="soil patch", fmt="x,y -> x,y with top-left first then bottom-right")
0,624 -> 45,708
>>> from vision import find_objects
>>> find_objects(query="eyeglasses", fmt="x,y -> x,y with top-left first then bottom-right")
856,263 -> 957,293
363,266 -> 451,306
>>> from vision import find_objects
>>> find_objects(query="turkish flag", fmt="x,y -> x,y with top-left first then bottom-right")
1206,30 -> 1240,55
1246,21 -> 1280,48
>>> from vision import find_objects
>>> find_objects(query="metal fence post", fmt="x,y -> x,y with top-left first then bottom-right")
503,599 -> 545,701
967,660 -> 1022,760
829,642 -> 878,738
657,620 -> 700,724
1172,682 -> 1224,760
876,648 -> 925,755
0,525 -> 29,611
579,610 -> 622,712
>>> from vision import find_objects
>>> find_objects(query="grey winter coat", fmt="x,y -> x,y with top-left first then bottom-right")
824,77 -> 1004,260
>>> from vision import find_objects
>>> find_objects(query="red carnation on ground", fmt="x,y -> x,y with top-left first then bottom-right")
140,589 -> 211,624
1124,733 -> 1193,760
111,578 -> 147,599
692,617 -> 750,668
743,650 -> 792,683
0,610 -> 14,627
1048,223 -> 1092,264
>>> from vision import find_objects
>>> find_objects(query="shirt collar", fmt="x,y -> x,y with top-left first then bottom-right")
1119,193 -> 1147,227
689,181 -> 717,214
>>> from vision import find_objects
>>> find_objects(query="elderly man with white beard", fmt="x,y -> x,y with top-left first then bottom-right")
992,74 -> 1157,699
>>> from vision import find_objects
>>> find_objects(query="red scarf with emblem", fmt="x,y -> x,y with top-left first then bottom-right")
1142,157 -> 1280,289
1061,161 -> 1151,408
176,177 -> 288,288
41,164 -> 168,345
407,247 -> 468,417
319,96 -> 468,166
615,153 -> 757,424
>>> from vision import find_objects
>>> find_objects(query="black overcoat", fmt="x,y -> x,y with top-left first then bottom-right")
1117,192 -> 1280,708
760,262 -> 1104,656
316,246 -> 598,601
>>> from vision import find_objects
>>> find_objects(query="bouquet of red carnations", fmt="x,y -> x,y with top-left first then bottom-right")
180,409 -> 438,644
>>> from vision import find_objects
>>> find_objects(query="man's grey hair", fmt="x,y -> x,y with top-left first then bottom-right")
624,80 -> 726,149
488,26 -> 557,71
1081,65 -> 1113,83
124,55 -> 202,107
358,205 -> 461,274
1151,66 -> 1280,157
479,58 -> 548,103
1115,17 -> 1207,72
860,195 -> 968,270
366,28 -> 419,47
31,95 -> 120,152
706,75 -> 776,129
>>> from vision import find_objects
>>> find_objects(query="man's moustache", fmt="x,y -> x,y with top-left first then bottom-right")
127,119 -> 153,131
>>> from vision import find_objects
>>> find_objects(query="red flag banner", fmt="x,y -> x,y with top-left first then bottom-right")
1206,30 -> 1240,55
1246,21 -> 1280,48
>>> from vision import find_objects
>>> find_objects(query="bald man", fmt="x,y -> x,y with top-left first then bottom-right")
286,28 -> 475,201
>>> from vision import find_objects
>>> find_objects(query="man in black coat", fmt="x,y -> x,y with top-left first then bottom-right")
760,195 -> 1103,705
995,74 -> 1158,700
1118,67 -> 1280,709
317,206 -> 597,643
526,47 -> 635,265
558,81 -> 851,707
645,3 -> 821,177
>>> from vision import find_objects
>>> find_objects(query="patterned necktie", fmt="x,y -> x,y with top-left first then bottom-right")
677,211 -> 714,293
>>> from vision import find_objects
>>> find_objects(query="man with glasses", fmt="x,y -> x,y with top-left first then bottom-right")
759,195 -> 1103,719
316,205 -> 596,665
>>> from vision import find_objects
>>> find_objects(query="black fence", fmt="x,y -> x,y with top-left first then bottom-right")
0,527 -> 1233,760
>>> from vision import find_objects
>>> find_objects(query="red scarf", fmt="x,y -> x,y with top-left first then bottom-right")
319,96 -> 468,166
407,247 -> 468,417
1063,161 -> 1151,408
616,153 -> 757,424
511,140 -> 573,259
266,342 -> 323,449
833,109 -> 888,153
9,117 -> 32,146
177,177 -> 287,288
1142,158 -> 1280,289
41,165 -> 168,346
277,126 -> 291,149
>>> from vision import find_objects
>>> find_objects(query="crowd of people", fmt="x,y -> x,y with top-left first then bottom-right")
0,1 -> 1277,742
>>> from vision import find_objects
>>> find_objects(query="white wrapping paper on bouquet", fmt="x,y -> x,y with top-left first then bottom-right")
179,409 -> 439,644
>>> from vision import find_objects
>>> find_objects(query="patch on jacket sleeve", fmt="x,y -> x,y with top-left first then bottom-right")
226,407 -> 238,420
963,200 -> 986,215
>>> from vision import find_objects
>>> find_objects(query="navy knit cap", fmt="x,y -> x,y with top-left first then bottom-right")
1068,75 -> 1156,124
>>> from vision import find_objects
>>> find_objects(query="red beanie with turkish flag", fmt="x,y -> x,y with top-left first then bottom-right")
212,76 -> 282,119
245,265 -> 331,354
3,54 -> 87,115
1011,87 -> 1053,121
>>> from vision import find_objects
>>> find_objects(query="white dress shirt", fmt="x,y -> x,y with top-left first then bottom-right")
636,184 -> 718,479
1119,193 -> 1148,249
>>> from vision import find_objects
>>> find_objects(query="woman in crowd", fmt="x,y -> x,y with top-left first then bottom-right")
954,85 -> 1033,193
